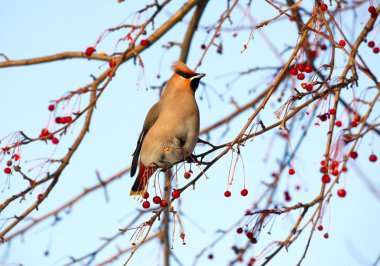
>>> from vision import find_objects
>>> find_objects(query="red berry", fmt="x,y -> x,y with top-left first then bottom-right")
85,47 -> 96,57
39,129 -> 50,139
224,190 -> 231,197
38,194 -> 44,201
368,41 -> 375,48
160,200 -> 168,208
332,161 -> 339,168
290,67 -> 298,75
351,121 -> 358,127
41,128 -> 49,136
353,114 -> 361,122
152,196 -> 162,204
317,225 -> 323,231
48,104 -> 55,111
65,116 -> 73,123
304,65 -> 313,73
12,154 -> 20,161
55,117 -> 62,124
320,44 -> 327,50
60,116 -> 69,123
320,4 -> 328,12
371,12 -> 378,19
338,40 -> 346,47
331,169 -> 339,176
246,232 -> 254,239
4,167 -> 11,174
373,47 -> 380,54
297,73 -> 305,80
335,120 -> 342,127
288,168 -> 295,175
208,254 -> 214,260
297,63 -> 305,72
324,233 -> 329,239
284,190 -> 291,200
320,166 -> 328,173
337,189 -> 346,197
109,59 -> 116,68
240,189 -> 248,196
171,189 -> 181,199
305,84 -> 313,91
142,191 -> 149,199
368,6 -> 376,13
142,201 -> 150,209
321,174 -> 331,183
232,33 -> 238,38
200,44 -> 206,49
295,184 -> 301,190
309,50 -> 317,57
184,172 -> 191,179
349,151 -> 358,159
289,15 -> 296,21
369,154 -> 377,162
140,39 -> 149,47
52,137 -> 59,144
236,227 -> 243,234
319,114 -> 328,122
329,108 -> 336,115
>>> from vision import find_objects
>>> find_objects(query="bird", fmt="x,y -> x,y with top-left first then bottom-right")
130,61 -> 205,195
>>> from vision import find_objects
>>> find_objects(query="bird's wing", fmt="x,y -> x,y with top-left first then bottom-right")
131,102 -> 161,176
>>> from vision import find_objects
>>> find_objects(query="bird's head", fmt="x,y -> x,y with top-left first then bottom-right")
171,61 -> 205,92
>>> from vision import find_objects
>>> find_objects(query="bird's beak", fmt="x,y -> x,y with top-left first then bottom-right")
193,73 -> 206,79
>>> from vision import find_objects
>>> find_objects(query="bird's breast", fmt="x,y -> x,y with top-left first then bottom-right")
140,93 -> 200,166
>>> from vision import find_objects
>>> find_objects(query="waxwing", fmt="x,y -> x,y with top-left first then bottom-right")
130,61 -> 205,195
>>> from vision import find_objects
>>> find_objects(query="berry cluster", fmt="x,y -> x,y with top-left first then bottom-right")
289,63 -> 313,81
55,116 -> 72,124
3,154 -> 20,175
368,5 -> 378,19
140,191 -> 170,209
367,40 -> 379,54
39,129 -> 59,144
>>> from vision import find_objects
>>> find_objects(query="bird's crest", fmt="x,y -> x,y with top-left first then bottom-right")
171,61 -> 196,78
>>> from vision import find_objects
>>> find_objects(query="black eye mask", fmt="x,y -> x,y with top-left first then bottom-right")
176,71 -> 197,79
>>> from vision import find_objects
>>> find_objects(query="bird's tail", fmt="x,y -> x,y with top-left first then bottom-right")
130,162 -> 156,196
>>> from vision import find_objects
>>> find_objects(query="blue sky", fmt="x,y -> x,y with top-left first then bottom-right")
1,1 -> 380,266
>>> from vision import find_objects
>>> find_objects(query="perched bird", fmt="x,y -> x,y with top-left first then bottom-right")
130,61 -> 205,195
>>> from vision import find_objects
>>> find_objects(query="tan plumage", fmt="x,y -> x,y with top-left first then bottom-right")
130,61 -> 205,195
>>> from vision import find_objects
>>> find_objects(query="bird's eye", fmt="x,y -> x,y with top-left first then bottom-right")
176,71 -> 195,79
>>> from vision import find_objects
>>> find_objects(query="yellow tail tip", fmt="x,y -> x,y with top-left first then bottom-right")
130,190 -> 143,196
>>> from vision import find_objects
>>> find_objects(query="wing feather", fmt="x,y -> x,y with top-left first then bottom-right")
131,102 -> 161,176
